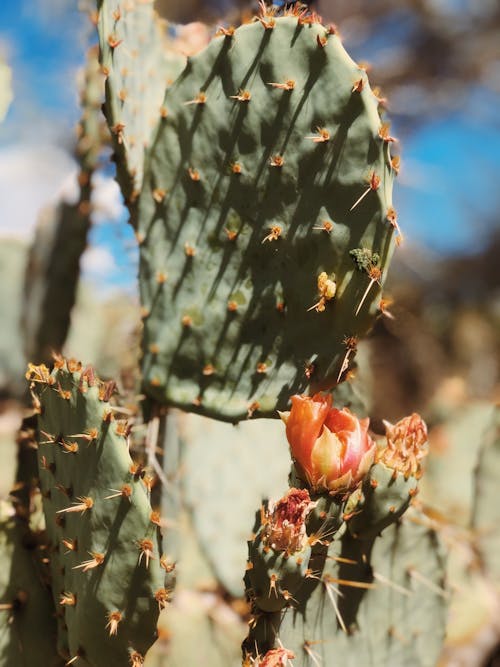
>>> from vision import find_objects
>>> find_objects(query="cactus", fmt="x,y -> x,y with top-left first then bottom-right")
0,239 -> 28,397
22,48 -> 105,365
27,358 -> 173,667
97,0 -> 186,203
243,399 -> 447,666
0,58 -> 12,122
0,505 -> 62,666
113,6 -> 399,422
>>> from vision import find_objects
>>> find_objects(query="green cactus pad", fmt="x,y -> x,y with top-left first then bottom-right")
97,0 -> 186,201
0,504 -> 62,667
471,407 -> 500,584
245,511 -> 447,667
344,462 -> 418,540
135,11 -> 397,421
28,359 -> 170,667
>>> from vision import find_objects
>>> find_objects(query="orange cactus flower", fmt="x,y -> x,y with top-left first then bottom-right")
280,394 -> 375,494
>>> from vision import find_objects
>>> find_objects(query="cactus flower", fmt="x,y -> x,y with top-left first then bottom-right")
280,394 -> 375,494
380,413 -> 428,478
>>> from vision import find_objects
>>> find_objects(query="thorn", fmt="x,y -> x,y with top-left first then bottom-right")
56,497 -> 93,515
408,567 -> 448,598
230,89 -> 251,102
350,173 -> 381,211
323,578 -> 347,633
267,79 -> 295,91
317,34 -> 327,48
355,270 -> 381,317
152,188 -> 166,203
256,362 -> 268,374
155,588 -> 170,611
184,92 -> 207,106
61,538 -> 78,553
313,220 -> 333,232
230,162 -> 242,175
247,401 -> 260,418
270,154 -> 284,168
181,314 -> 193,327
227,300 -> 238,312
107,34 -> 122,49
137,539 -> 155,568
337,336 -> 358,383
59,592 -> 76,606
215,26 -> 235,37
106,611 -> 122,636
305,127 -> 330,143
187,167 -> 200,182
352,78 -> 364,93
73,552 -> 105,572
326,576 -> 376,590
262,225 -> 282,243
202,364 -> 215,376
379,122 -> 396,143
373,572 -> 411,596
104,485 -> 132,501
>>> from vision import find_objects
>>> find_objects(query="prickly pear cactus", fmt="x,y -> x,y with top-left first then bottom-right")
27,359 -> 173,667
128,6 -> 398,421
22,48 -> 104,365
245,514 -> 447,667
244,403 -> 447,666
97,0 -> 186,202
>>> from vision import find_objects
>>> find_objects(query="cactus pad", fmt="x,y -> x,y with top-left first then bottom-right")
28,359 -> 171,667
134,9 -> 397,421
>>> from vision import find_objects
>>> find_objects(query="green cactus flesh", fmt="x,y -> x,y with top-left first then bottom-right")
28,360 -> 172,667
471,407 -> 500,584
245,509 -> 447,667
0,507 -> 62,667
131,12 -> 397,421
97,0 -> 186,202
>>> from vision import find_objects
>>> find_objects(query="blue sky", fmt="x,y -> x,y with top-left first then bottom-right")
1,1 -> 499,290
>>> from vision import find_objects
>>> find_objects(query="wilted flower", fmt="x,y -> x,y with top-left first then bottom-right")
258,647 -> 295,666
280,394 -> 375,494
379,413 -> 428,478
262,488 -> 315,554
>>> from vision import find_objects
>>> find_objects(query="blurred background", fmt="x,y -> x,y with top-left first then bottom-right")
0,1 -> 499,665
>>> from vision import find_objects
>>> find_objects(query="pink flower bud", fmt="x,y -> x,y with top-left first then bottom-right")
280,394 -> 375,494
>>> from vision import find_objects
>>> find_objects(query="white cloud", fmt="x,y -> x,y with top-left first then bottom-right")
0,143 -> 77,240
80,245 -> 117,280
91,173 -> 124,224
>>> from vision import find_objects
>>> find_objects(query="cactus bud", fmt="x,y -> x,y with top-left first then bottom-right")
280,394 -> 375,494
